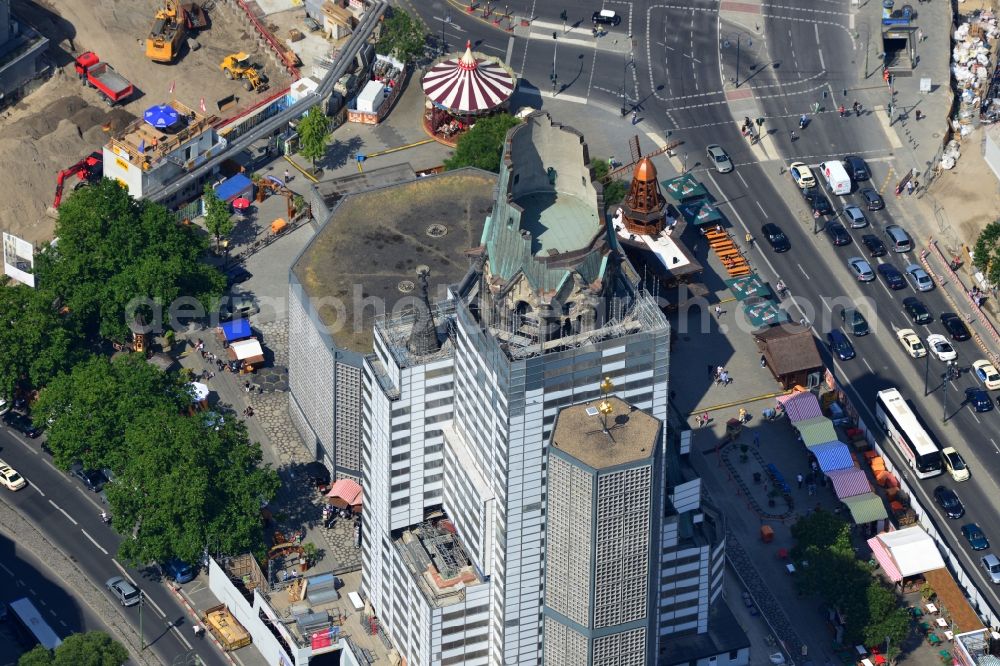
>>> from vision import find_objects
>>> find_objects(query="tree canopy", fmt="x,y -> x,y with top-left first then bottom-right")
18,631 -> 128,666
375,8 -> 426,63
35,179 -> 225,342
444,114 -> 521,173
298,106 -> 331,170
202,183 -> 235,249
972,221 -> 1000,286
591,159 -> 626,206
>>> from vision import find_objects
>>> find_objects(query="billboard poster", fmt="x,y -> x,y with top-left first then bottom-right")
2,232 -> 35,287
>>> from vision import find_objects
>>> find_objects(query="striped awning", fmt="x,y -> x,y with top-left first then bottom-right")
795,416 -> 837,447
828,466 -> 871,499
421,41 -> 516,114
842,492 -> 888,524
778,391 -> 822,423
868,534 -> 903,582
869,528 -> 946,579
808,440 -> 854,473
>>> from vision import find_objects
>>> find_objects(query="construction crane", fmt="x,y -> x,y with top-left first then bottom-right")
601,134 -> 683,182
146,0 -> 187,63
49,152 -> 103,215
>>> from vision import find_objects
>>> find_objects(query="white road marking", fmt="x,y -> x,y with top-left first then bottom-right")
505,36 -> 515,65
81,529 -> 109,555
863,359 -> 874,372
0,562 -> 13,576
822,298 -> 832,312
144,594 -> 166,619
32,486 -> 45,497
992,439 -> 999,453
797,263 -> 811,279
814,23 -> 821,41
48,500 -> 78,525
756,200 -> 768,218
817,48 -> 825,70
971,412 -> 981,424
7,431 -> 33,451
737,172 -> 749,188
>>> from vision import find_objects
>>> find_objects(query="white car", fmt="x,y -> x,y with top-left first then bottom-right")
926,334 -> 957,361
789,162 -> 816,188
0,459 -> 26,491
973,360 -> 1000,390
897,329 -> 926,358
942,447 -> 970,482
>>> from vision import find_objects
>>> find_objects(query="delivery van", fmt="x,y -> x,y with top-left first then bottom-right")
820,160 -> 851,195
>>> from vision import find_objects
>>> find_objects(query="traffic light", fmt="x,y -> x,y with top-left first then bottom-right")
552,31 -> 557,39
756,117 -> 764,126
560,10 -> 568,21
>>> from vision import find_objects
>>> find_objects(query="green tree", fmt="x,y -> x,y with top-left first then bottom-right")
0,279 -> 84,400
18,646 -> 52,666
790,509 -> 853,560
35,179 -> 225,342
591,159 -> 626,206
53,631 -> 129,666
972,220 -> 1000,286
33,354 -> 190,471
298,106 -> 331,171
375,8 -> 426,63
202,183 -> 235,250
444,114 -> 521,173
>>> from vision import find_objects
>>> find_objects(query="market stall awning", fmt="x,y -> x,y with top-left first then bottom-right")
219,319 -> 252,342
726,274 -> 771,301
842,492 -> 888,524
326,478 -> 363,510
743,298 -> 791,328
213,174 -> 253,202
662,173 -> 707,203
795,416 -> 838,447
778,391 -> 823,423
229,338 -> 264,361
809,440 -> 854,473
677,198 -> 723,226
868,527 -> 945,580
827,466 -> 871,499
421,41 -> 516,114
188,381 -> 209,404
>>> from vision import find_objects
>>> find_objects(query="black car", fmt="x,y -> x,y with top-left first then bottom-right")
902,297 -> 932,325
844,155 -> 870,181
761,223 -> 790,252
2,411 -> 41,438
804,191 -> 833,216
70,463 -> 107,493
861,234 -> 886,257
825,221 -> 851,246
933,485 -> 965,519
842,308 -> 870,336
966,387 -> 994,413
225,266 -> 252,287
941,313 -> 971,341
877,264 -> 906,290
861,188 -> 884,211
827,329 -> 855,361
962,523 -> 990,551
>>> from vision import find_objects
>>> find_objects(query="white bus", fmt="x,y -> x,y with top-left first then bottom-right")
9,597 -> 62,650
875,388 -> 943,479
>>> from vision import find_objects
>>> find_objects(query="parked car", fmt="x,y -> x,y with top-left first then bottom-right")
942,447 -> 970,482
902,297 -> 932,325
926,334 -> 956,361
982,554 -> 1000,584
962,523 -> 990,551
106,577 -> 141,606
941,314 -> 971,341
965,387 -> 994,413
847,257 -> 875,282
844,155 -> 870,181
843,205 -> 868,228
592,9 -> 621,25
885,225 -> 912,253
225,266 -> 252,287
2,411 -> 40,438
861,234 -> 887,258
825,221 -> 851,246
842,308 -> 870,336
973,360 -> 1000,390
860,187 -> 884,211
933,485 -> 965,519
70,463 -> 107,493
0,459 -> 26,491
905,264 -> 934,292
761,223 -> 790,252
220,296 -> 259,321
706,144 -> 733,173
789,161 -> 816,188
896,329 -> 926,358
162,559 -> 196,584
827,329 -> 856,361
877,263 -> 906,290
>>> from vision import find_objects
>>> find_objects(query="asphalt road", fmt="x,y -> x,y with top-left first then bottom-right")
412,0 -> 1000,621
0,427 -> 228,666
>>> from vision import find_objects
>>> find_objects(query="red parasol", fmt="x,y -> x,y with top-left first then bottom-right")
232,197 -> 251,211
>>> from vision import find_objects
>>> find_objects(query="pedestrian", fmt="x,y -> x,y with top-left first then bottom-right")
754,432 -> 760,448
906,180 -> 914,196
838,104 -> 846,118
701,412 -> 710,427
715,305 -> 725,317
284,169 -> 291,183
738,407 -> 747,423
796,473 -> 804,489
811,460 -> 819,473
721,370 -> 731,386
244,381 -> 252,393
915,109 -> 923,121
745,232 -> 754,247
855,102 -> 863,117
760,355 -> 767,368
631,109 -> 638,125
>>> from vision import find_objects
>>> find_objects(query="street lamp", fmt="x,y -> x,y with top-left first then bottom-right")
942,361 -> 959,424
723,33 -> 752,87
551,32 -> 558,93
139,591 -> 145,650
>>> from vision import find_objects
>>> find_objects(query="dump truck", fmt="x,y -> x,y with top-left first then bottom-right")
220,52 -> 267,92
146,0 -> 187,63
74,52 -> 133,105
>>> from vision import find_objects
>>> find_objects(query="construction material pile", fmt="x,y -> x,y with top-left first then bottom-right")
951,11 -> 1000,136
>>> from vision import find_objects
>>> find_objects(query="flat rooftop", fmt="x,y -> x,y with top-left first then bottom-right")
108,100 -> 217,168
516,192 -> 600,255
394,519 -> 485,608
551,396 -> 660,469
292,168 -> 496,353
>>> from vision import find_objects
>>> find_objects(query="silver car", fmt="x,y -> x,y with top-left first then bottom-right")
983,554 -> 1000,584
848,257 -> 875,282
106,576 -> 141,607
905,264 -> 934,292
706,144 -> 733,173
843,205 -> 868,228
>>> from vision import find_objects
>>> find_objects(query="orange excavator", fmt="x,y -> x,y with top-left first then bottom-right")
146,0 -> 187,63
50,152 -> 102,215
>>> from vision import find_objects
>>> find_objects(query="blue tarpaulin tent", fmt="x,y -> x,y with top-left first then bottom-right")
808,440 -> 854,473
219,318 -> 252,342
213,174 -> 253,203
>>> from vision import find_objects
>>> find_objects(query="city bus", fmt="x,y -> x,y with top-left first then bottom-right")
875,388 -> 943,479
9,597 -> 62,650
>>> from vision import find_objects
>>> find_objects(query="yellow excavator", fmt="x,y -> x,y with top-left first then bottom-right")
220,52 -> 267,92
147,0 -> 187,63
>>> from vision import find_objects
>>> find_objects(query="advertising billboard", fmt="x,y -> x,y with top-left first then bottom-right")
2,232 -> 35,287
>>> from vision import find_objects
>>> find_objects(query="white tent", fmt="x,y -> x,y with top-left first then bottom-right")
229,338 -> 264,361
869,527 -> 946,580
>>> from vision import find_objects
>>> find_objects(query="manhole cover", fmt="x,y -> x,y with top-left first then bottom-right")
398,280 -> 415,293
427,223 -> 448,238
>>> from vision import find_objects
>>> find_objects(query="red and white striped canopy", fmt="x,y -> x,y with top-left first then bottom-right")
422,41 -> 516,114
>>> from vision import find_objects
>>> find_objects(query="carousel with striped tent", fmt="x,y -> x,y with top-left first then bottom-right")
421,40 -> 517,144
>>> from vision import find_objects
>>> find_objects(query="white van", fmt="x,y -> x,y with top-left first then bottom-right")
820,160 -> 851,195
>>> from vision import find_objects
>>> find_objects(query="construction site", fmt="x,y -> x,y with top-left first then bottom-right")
1,0 -> 301,244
